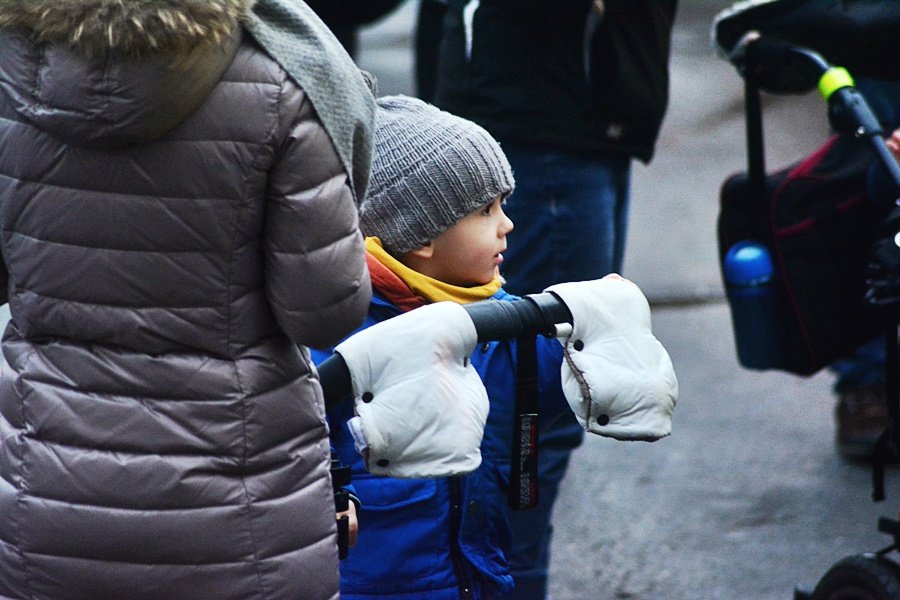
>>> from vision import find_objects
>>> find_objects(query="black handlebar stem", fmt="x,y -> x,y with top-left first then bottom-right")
828,87 -> 884,139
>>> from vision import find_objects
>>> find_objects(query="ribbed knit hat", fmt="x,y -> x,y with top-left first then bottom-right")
360,95 -> 515,255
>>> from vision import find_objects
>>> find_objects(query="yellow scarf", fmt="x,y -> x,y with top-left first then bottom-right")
365,237 -> 501,304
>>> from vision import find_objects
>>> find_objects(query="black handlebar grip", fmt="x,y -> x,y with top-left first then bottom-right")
464,292 -> 572,342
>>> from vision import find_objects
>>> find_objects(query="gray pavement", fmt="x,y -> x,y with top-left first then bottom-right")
356,2 -> 900,599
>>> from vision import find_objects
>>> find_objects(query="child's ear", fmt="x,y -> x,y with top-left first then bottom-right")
408,241 -> 434,259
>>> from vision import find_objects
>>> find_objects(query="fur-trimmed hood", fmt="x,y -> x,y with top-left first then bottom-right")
0,0 -> 254,57
0,0 -> 256,148
0,0 -> 374,200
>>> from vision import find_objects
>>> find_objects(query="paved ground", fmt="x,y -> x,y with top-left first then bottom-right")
355,2 -> 900,599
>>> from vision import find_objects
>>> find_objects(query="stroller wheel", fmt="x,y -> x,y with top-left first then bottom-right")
810,554 -> 900,600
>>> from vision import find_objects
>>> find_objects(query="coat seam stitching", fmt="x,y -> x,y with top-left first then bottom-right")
12,343 -> 40,600
229,59 -> 289,600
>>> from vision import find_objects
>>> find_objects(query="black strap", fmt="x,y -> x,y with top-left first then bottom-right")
331,452 -> 352,559
872,321 -> 900,502
509,335 -> 539,510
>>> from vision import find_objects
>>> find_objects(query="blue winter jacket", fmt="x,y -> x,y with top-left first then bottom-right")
311,289 -> 568,599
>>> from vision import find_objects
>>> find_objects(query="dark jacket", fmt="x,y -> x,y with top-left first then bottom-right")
433,0 -> 677,162
0,1 -> 370,598
314,288 -> 568,599
306,0 -> 405,56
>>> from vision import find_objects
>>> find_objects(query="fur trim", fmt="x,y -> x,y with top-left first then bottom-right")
0,0 -> 255,57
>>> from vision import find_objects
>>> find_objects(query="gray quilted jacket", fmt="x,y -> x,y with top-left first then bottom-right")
0,1 -> 371,598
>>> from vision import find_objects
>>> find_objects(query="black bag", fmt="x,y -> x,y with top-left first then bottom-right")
718,134 -> 896,375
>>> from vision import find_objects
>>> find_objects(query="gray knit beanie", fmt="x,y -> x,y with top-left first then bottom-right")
360,95 -> 515,255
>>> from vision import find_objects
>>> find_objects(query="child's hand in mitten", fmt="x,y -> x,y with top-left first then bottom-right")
546,276 -> 678,441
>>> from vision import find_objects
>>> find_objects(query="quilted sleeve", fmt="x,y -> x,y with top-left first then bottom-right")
264,84 -> 371,350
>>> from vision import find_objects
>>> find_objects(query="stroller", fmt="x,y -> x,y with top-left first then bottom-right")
712,1 -> 900,597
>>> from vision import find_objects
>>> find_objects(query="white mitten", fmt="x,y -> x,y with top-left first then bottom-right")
334,302 -> 489,478
546,276 -> 678,441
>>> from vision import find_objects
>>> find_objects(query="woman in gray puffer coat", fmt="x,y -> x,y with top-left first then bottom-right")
0,1 -> 372,599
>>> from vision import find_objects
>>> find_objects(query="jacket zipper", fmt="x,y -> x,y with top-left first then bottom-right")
449,477 -> 474,599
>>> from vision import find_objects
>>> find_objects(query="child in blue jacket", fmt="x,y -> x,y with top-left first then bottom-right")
312,95 -> 571,599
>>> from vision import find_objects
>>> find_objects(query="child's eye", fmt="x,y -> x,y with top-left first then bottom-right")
481,204 -> 493,216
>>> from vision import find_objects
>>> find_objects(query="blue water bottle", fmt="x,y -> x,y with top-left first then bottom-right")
723,240 -> 785,370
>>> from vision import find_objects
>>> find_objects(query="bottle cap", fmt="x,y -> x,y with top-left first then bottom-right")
724,240 -> 774,285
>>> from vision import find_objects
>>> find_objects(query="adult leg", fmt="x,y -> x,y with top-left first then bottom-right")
831,336 -> 889,459
499,143 -> 631,599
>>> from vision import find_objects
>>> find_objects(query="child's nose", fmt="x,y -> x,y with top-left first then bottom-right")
499,209 -> 514,234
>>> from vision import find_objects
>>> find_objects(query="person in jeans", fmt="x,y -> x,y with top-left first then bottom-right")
428,2 -> 678,596
831,77 -> 900,460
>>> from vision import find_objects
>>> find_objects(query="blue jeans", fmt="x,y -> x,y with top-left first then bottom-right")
499,143 -> 632,296
498,143 -> 631,599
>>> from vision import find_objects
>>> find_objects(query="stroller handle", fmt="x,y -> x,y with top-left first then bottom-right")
728,32 -> 829,81
317,291 -> 573,408
730,33 -> 900,196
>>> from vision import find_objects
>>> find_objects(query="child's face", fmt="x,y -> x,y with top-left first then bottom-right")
420,196 -> 514,287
